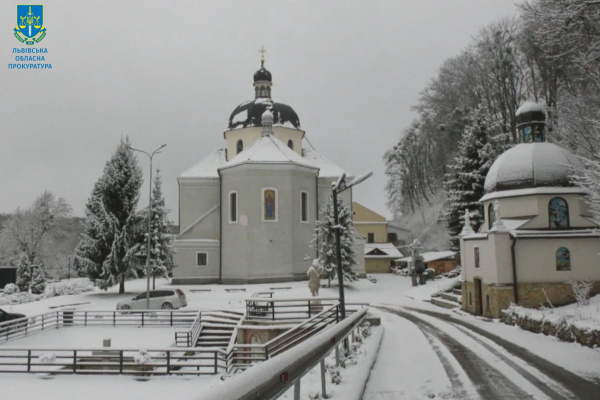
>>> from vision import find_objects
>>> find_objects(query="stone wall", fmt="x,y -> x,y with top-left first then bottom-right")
462,280 -> 600,319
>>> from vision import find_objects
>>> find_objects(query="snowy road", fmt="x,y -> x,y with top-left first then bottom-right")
363,306 -> 600,400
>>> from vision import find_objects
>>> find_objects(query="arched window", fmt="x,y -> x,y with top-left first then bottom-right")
229,191 -> 238,223
287,140 -> 294,150
488,203 -> 495,229
556,247 -> 571,271
236,140 -> 243,155
522,126 -> 533,143
549,197 -> 569,229
300,190 -> 309,223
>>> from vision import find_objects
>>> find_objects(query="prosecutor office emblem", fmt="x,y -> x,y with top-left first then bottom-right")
14,5 -> 46,45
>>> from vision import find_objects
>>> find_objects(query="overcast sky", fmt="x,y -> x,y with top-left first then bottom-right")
0,0 -> 521,221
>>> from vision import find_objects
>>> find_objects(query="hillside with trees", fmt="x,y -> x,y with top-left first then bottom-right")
385,0 -> 600,250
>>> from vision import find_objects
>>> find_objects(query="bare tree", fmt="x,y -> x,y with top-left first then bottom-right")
0,191 -> 72,267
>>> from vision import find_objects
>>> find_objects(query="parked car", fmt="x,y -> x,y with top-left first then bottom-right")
116,289 -> 187,311
0,308 -> 25,323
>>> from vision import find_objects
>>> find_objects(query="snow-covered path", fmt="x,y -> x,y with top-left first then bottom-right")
365,305 -> 600,400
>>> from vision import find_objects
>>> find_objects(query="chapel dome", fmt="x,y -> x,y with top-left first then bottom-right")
484,142 -> 583,193
228,98 -> 301,130
516,101 -> 546,127
254,64 -> 272,82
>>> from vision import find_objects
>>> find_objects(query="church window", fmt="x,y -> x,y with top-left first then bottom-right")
522,126 -> 533,143
288,140 -> 294,150
262,188 -> 278,222
196,252 -> 208,266
549,197 -> 569,229
229,191 -> 238,223
368,233 -> 375,243
236,140 -> 243,155
301,191 -> 309,223
474,247 -> 480,269
488,203 -> 495,229
250,334 -> 262,359
556,247 -> 571,271
533,125 -> 545,142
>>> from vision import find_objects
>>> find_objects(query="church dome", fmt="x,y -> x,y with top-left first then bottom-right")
228,98 -> 301,130
516,101 -> 546,127
254,64 -> 272,82
484,142 -> 583,193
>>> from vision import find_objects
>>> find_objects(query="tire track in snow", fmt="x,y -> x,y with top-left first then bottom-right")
400,306 -> 600,400
453,325 -> 577,400
380,307 -> 533,400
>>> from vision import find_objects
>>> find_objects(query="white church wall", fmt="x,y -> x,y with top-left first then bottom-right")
224,126 -> 305,160
220,164 -> 317,283
462,236 -> 500,284
178,178 -> 220,232
178,205 -> 220,240
172,240 -> 220,284
515,237 -> 600,283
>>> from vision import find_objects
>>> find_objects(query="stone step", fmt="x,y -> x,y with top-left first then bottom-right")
452,289 -> 462,296
440,292 -> 462,304
201,323 -> 236,329
431,297 -> 460,310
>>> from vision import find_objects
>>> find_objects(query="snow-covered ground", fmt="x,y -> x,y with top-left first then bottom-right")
2,274 -> 600,399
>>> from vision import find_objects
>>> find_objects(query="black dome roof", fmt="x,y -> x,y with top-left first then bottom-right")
228,98 -> 301,130
254,64 -> 272,82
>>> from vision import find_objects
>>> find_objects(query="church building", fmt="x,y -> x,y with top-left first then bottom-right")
172,55 -> 365,284
460,101 -> 600,318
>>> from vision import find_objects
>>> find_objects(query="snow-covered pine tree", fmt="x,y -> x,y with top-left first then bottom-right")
133,168 -> 176,287
311,196 -> 358,287
16,254 -> 32,292
30,264 -> 46,294
74,137 -> 143,293
443,106 -> 511,250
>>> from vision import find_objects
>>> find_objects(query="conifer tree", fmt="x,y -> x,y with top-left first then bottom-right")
30,264 -> 46,294
16,255 -> 32,292
311,196 -> 358,287
133,169 -> 176,287
74,137 -> 143,293
443,107 -> 511,250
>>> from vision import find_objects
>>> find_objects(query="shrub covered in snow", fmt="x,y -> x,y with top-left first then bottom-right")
45,279 -> 95,296
134,349 -> 152,365
30,266 -> 47,295
39,353 -> 56,364
326,364 -> 342,384
3,283 -> 19,295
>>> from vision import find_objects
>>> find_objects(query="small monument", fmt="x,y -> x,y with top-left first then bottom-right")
307,260 -> 324,297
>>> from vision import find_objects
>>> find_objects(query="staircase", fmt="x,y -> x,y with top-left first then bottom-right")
431,286 -> 462,309
196,310 -> 244,349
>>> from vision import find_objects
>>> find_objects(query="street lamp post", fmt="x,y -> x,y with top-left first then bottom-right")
331,170 -> 372,320
129,144 -> 167,310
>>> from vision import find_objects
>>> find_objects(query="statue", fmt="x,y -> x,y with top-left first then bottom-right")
307,260 -> 324,297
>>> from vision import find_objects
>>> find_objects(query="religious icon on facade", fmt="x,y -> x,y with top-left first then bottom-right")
264,189 -> 276,220
549,197 -> 569,228
556,247 -> 571,271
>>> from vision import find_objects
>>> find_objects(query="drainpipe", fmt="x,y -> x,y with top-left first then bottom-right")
511,236 -> 519,304
218,169 -> 223,284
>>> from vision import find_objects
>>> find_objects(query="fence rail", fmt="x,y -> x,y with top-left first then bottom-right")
0,310 -> 198,345
0,346 -> 227,375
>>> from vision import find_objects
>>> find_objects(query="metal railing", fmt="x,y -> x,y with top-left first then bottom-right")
0,346 -> 227,375
0,310 -> 198,345
175,311 -> 203,347
245,297 -> 341,321
204,307 -> 369,400
228,301 -> 368,372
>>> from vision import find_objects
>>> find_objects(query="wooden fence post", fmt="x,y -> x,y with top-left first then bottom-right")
27,350 -> 31,372
214,352 -> 218,374
73,350 -> 77,374
119,351 -> 123,374
166,351 -> 171,375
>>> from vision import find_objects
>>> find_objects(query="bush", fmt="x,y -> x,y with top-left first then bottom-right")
30,266 -> 46,295
45,279 -> 94,296
3,283 -> 19,295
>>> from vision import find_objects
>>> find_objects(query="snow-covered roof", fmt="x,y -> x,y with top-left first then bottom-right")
302,148 -> 350,178
180,149 -> 227,179
484,143 -> 583,193
480,187 -> 587,202
516,101 -> 545,117
396,251 -> 456,263
220,135 -> 318,171
364,242 -> 403,258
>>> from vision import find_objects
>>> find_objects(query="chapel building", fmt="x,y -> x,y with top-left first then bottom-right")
460,101 -> 600,318
172,58 -> 366,284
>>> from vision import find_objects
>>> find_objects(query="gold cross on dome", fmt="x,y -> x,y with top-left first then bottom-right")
259,45 -> 267,63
